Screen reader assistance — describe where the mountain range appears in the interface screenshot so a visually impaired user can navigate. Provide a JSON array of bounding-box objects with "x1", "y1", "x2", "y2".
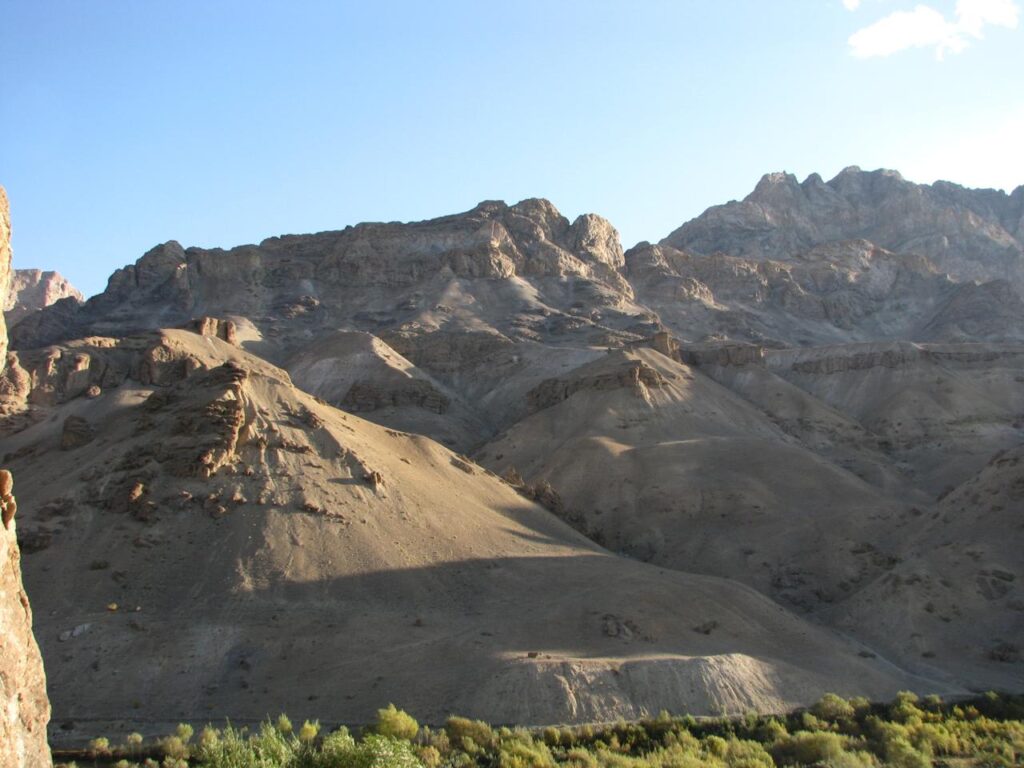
[{"x1": 1, "y1": 167, "x2": 1022, "y2": 748}]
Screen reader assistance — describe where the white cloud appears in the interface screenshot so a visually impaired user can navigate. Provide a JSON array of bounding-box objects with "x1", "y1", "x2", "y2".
[
  {"x1": 956, "y1": 0, "x2": 1020, "y2": 35},
  {"x1": 849, "y1": 5, "x2": 964, "y2": 58},
  {"x1": 848, "y1": 0, "x2": 1019, "y2": 59},
  {"x1": 843, "y1": 0, "x2": 862, "y2": 10}
]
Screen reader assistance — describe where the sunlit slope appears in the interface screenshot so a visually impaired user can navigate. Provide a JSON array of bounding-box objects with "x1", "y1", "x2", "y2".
[
  {"x1": 0, "y1": 330, "x2": 939, "y2": 733},
  {"x1": 477, "y1": 347, "x2": 913, "y2": 611}
]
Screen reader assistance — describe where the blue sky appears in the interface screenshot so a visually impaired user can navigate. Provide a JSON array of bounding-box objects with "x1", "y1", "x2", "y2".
[{"x1": 1, "y1": 0, "x2": 1021, "y2": 298}]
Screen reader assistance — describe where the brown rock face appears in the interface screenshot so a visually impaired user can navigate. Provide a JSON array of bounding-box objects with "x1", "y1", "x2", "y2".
[
  {"x1": 2, "y1": 492, "x2": 52, "y2": 768},
  {"x1": 10, "y1": 199, "x2": 636, "y2": 355},
  {"x1": 0, "y1": 187, "x2": 52, "y2": 768},
  {"x1": 5, "y1": 269, "x2": 83, "y2": 327}
]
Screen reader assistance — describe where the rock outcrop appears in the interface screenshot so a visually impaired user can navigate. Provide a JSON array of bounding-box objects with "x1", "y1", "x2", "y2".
[
  {"x1": 0, "y1": 186, "x2": 52, "y2": 768},
  {"x1": 5, "y1": 269, "x2": 83, "y2": 327},
  {"x1": 626, "y1": 238, "x2": 1024, "y2": 346},
  {"x1": 10, "y1": 199, "x2": 639, "y2": 355},
  {"x1": 526, "y1": 355, "x2": 669, "y2": 413},
  {"x1": 2, "y1": 472, "x2": 52, "y2": 768}
]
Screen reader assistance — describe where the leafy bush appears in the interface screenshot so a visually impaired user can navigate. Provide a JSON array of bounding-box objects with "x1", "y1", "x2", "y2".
[
  {"x1": 348, "y1": 734, "x2": 423, "y2": 768},
  {"x1": 445, "y1": 716, "x2": 495, "y2": 751},
  {"x1": 79, "y1": 693, "x2": 1024, "y2": 768},
  {"x1": 376, "y1": 704, "x2": 420, "y2": 741},
  {"x1": 772, "y1": 730, "x2": 848, "y2": 765},
  {"x1": 496, "y1": 735, "x2": 556, "y2": 768},
  {"x1": 160, "y1": 735, "x2": 190, "y2": 761},
  {"x1": 811, "y1": 694, "x2": 856, "y2": 723},
  {"x1": 277, "y1": 714, "x2": 294, "y2": 736},
  {"x1": 298, "y1": 720, "x2": 321, "y2": 744}
]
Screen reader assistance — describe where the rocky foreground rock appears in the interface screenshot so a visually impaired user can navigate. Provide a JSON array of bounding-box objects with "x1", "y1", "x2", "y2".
[{"x1": 0, "y1": 186, "x2": 51, "y2": 767}]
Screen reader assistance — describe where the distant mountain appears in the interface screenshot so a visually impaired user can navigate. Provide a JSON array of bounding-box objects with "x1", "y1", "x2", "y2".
[
  {"x1": 13, "y1": 172, "x2": 1024, "y2": 356},
  {"x1": 663, "y1": 167, "x2": 1024, "y2": 287},
  {"x1": 4, "y1": 269, "x2": 83, "y2": 327}
]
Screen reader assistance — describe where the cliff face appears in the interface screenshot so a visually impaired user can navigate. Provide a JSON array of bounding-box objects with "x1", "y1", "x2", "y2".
[
  {"x1": 623, "y1": 238, "x2": 1006, "y2": 346},
  {"x1": 0, "y1": 187, "x2": 52, "y2": 767},
  {"x1": 5, "y1": 269, "x2": 83, "y2": 327},
  {"x1": 10, "y1": 199, "x2": 638, "y2": 355},
  {"x1": 14, "y1": 175, "x2": 1024, "y2": 354}
]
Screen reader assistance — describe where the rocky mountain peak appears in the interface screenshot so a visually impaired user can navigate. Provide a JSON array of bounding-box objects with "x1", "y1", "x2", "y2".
[
  {"x1": 570, "y1": 212, "x2": 625, "y2": 269},
  {"x1": 747, "y1": 171, "x2": 802, "y2": 204},
  {"x1": 509, "y1": 196, "x2": 564, "y2": 222},
  {"x1": 662, "y1": 167, "x2": 1024, "y2": 289}
]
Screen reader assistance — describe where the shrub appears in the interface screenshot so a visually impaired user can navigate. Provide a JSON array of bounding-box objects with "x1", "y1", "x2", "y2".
[
  {"x1": 812, "y1": 694, "x2": 856, "y2": 722},
  {"x1": 755, "y1": 719, "x2": 788, "y2": 744},
  {"x1": 277, "y1": 714, "x2": 294, "y2": 735},
  {"x1": 772, "y1": 730, "x2": 848, "y2": 765},
  {"x1": 820, "y1": 751, "x2": 877, "y2": 768},
  {"x1": 724, "y1": 738, "x2": 774, "y2": 768},
  {"x1": 445, "y1": 716, "x2": 495, "y2": 750},
  {"x1": 565, "y1": 747, "x2": 599, "y2": 768},
  {"x1": 125, "y1": 732, "x2": 145, "y2": 751},
  {"x1": 882, "y1": 736, "x2": 931, "y2": 768},
  {"x1": 848, "y1": 696, "x2": 872, "y2": 714},
  {"x1": 799, "y1": 712, "x2": 824, "y2": 732},
  {"x1": 349, "y1": 734, "x2": 423, "y2": 768},
  {"x1": 416, "y1": 745, "x2": 442, "y2": 768},
  {"x1": 299, "y1": 720, "x2": 321, "y2": 743},
  {"x1": 377, "y1": 704, "x2": 420, "y2": 740},
  {"x1": 160, "y1": 736, "x2": 189, "y2": 761},
  {"x1": 199, "y1": 725, "x2": 221, "y2": 751},
  {"x1": 497, "y1": 737, "x2": 556, "y2": 768},
  {"x1": 316, "y1": 727, "x2": 358, "y2": 764},
  {"x1": 704, "y1": 735, "x2": 728, "y2": 758}
]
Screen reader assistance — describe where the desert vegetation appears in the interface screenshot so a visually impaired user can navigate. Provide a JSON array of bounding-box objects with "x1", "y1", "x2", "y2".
[{"x1": 54, "y1": 692, "x2": 1024, "y2": 768}]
